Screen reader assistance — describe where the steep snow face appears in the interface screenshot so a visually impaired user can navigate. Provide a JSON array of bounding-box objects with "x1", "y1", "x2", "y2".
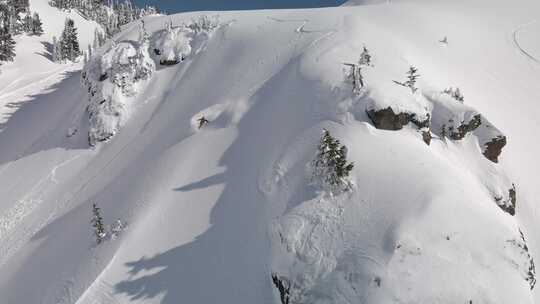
[{"x1": 1, "y1": 1, "x2": 540, "y2": 304}]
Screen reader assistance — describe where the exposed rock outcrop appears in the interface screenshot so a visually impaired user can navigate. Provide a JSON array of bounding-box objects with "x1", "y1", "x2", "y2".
[
  {"x1": 366, "y1": 107, "x2": 430, "y2": 131},
  {"x1": 483, "y1": 135, "x2": 507, "y2": 163},
  {"x1": 448, "y1": 114, "x2": 481, "y2": 140},
  {"x1": 495, "y1": 184, "x2": 516, "y2": 216},
  {"x1": 421, "y1": 128, "x2": 432, "y2": 145},
  {"x1": 271, "y1": 273, "x2": 291, "y2": 304},
  {"x1": 428, "y1": 92, "x2": 506, "y2": 163}
]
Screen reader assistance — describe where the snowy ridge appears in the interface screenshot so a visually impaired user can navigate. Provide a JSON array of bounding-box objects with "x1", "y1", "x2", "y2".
[{"x1": 1, "y1": 1, "x2": 540, "y2": 304}]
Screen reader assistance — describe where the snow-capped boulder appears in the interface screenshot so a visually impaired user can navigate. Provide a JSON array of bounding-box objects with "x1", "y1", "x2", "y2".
[{"x1": 365, "y1": 84, "x2": 431, "y2": 131}]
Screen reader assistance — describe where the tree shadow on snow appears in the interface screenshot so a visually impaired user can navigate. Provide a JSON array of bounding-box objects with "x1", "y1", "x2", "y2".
[
  {"x1": 0, "y1": 70, "x2": 90, "y2": 166},
  {"x1": 113, "y1": 57, "x2": 326, "y2": 303},
  {"x1": 35, "y1": 41, "x2": 53, "y2": 62}
]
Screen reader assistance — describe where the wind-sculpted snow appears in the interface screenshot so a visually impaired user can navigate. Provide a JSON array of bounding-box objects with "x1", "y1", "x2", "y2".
[{"x1": 82, "y1": 40, "x2": 155, "y2": 145}]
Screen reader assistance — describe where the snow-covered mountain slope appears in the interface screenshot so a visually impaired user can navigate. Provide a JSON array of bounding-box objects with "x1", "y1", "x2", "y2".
[
  {"x1": 0, "y1": 0, "x2": 102, "y2": 126},
  {"x1": 1, "y1": 0, "x2": 540, "y2": 303}
]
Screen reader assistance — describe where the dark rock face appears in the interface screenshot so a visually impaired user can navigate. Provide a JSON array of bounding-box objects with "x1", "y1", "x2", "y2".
[
  {"x1": 483, "y1": 135, "x2": 507, "y2": 163},
  {"x1": 495, "y1": 184, "x2": 516, "y2": 216},
  {"x1": 366, "y1": 107, "x2": 429, "y2": 131},
  {"x1": 271, "y1": 274, "x2": 290, "y2": 304},
  {"x1": 421, "y1": 129, "x2": 432, "y2": 145},
  {"x1": 159, "y1": 59, "x2": 180, "y2": 66},
  {"x1": 449, "y1": 114, "x2": 481, "y2": 140}
]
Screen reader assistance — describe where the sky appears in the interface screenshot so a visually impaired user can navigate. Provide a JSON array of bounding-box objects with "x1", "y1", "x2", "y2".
[{"x1": 134, "y1": 0, "x2": 347, "y2": 14}]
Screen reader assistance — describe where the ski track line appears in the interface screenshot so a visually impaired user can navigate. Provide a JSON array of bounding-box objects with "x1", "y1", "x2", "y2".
[
  {"x1": 0, "y1": 66, "x2": 68, "y2": 96},
  {"x1": 0, "y1": 65, "x2": 74, "y2": 100},
  {"x1": 0, "y1": 154, "x2": 81, "y2": 266},
  {"x1": 267, "y1": 16, "x2": 310, "y2": 23},
  {"x1": 512, "y1": 20, "x2": 540, "y2": 64}
]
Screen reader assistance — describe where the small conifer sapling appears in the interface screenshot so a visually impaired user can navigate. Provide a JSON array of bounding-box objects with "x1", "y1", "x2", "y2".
[
  {"x1": 358, "y1": 46, "x2": 372, "y2": 66},
  {"x1": 393, "y1": 66, "x2": 420, "y2": 94},
  {"x1": 91, "y1": 203, "x2": 106, "y2": 244}
]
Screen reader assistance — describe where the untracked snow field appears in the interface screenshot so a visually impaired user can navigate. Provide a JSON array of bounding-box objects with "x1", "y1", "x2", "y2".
[{"x1": 1, "y1": 0, "x2": 540, "y2": 303}]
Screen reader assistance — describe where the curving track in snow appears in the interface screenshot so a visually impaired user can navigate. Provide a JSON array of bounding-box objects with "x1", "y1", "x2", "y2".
[{"x1": 512, "y1": 20, "x2": 540, "y2": 64}]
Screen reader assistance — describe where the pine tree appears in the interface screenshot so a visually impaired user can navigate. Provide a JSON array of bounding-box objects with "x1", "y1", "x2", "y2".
[
  {"x1": 60, "y1": 18, "x2": 80, "y2": 61},
  {"x1": 344, "y1": 63, "x2": 363, "y2": 94},
  {"x1": 0, "y1": 27, "x2": 16, "y2": 62},
  {"x1": 310, "y1": 129, "x2": 354, "y2": 193},
  {"x1": 404, "y1": 66, "x2": 420, "y2": 93},
  {"x1": 31, "y1": 12, "x2": 43, "y2": 36},
  {"x1": 443, "y1": 87, "x2": 464, "y2": 102},
  {"x1": 393, "y1": 66, "x2": 420, "y2": 94},
  {"x1": 23, "y1": 11, "x2": 32, "y2": 33},
  {"x1": 133, "y1": 20, "x2": 154, "y2": 81},
  {"x1": 87, "y1": 43, "x2": 92, "y2": 59},
  {"x1": 359, "y1": 46, "x2": 372, "y2": 66},
  {"x1": 92, "y1": 28, "x2": 100, "y2": 49},
  {"x1": 91, "y1": 203, "x2": 106, "y2": 244},
  {"x1": 51, "y1": 36, "x2": 60, "y2": 62}
]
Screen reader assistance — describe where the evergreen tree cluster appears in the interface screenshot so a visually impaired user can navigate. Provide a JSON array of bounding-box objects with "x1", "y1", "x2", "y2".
[
  {"x1": 91, "y1": 203, "x2": 106, "y2": 244},
  {"x1": 443, "y1": 87, "x2": 464, "y2": 103},
  {"x1": 90, "y1": 203, "x2": 126, "y2": 245},
  {"x1": 52, "y1": 18, "x2": 80, "y2": 62},
  {"x1": 0, "y1": 1, "x2": 44, "y2": 64},
  {"x1": 310, "y1": 129, "x2": 354, "y2": 194},
  {"x1": 49, "y1": 0, "x2": 159, "y2": 37}
]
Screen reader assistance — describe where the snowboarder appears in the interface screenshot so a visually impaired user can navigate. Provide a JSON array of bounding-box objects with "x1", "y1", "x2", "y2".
[
  {"x1": 439, "y1": 36, "x2": 448, "y2": 44},
  {"x1": 197, "y1": 116, "x2": 209, "y2": 129}
]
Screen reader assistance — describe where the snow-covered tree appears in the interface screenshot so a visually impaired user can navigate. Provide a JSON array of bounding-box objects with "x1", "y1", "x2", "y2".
[
  {"x1": 31, "y1": 12, "x2": 43, "y2": 36},
  {"x1": 443, "y1": 87, "x2": 464, "y2": 103},
  {"x1": 344, "y1": 63, "x2": 363, "y2": 94},
  {"x1": 110, "y1": 218, "x2": 126, "y2": 239},
  {"x1": 87, "y1": 43, "x2": 92, "y2": 60},
  {"x1": 358, "y1": 46, "x2": 372, "y2": 66},
  {"x1": 394, "y1": 66, "x2": 420, "y2": 93},
  {"x1": 0, "y1": 27, "x2": 16, "y2": 62},
  {"x1": 22, "y1": 11, "x2": 32, "y2": 33},
  {"x1": 309, "y1": 129, "x2": 354, "y2": 193},
  {"x1": 133, "y1": 20, "x2": 154, "y2": 80},
  {"x1": 49, "y1": 0, "x2": 158, "y2": 39},
  {"x1": 59, "y1": 18, "x2": 80, "y2": 61},
  {"x1": 189, "y1": 15, "x2": 219, "y2": 33},
  {"x1": 91, "y1": 203, "x2": 106, "y2": 244},
  {"x1": 51, "y1": 36, "x2": 61, "y2": 62}
]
